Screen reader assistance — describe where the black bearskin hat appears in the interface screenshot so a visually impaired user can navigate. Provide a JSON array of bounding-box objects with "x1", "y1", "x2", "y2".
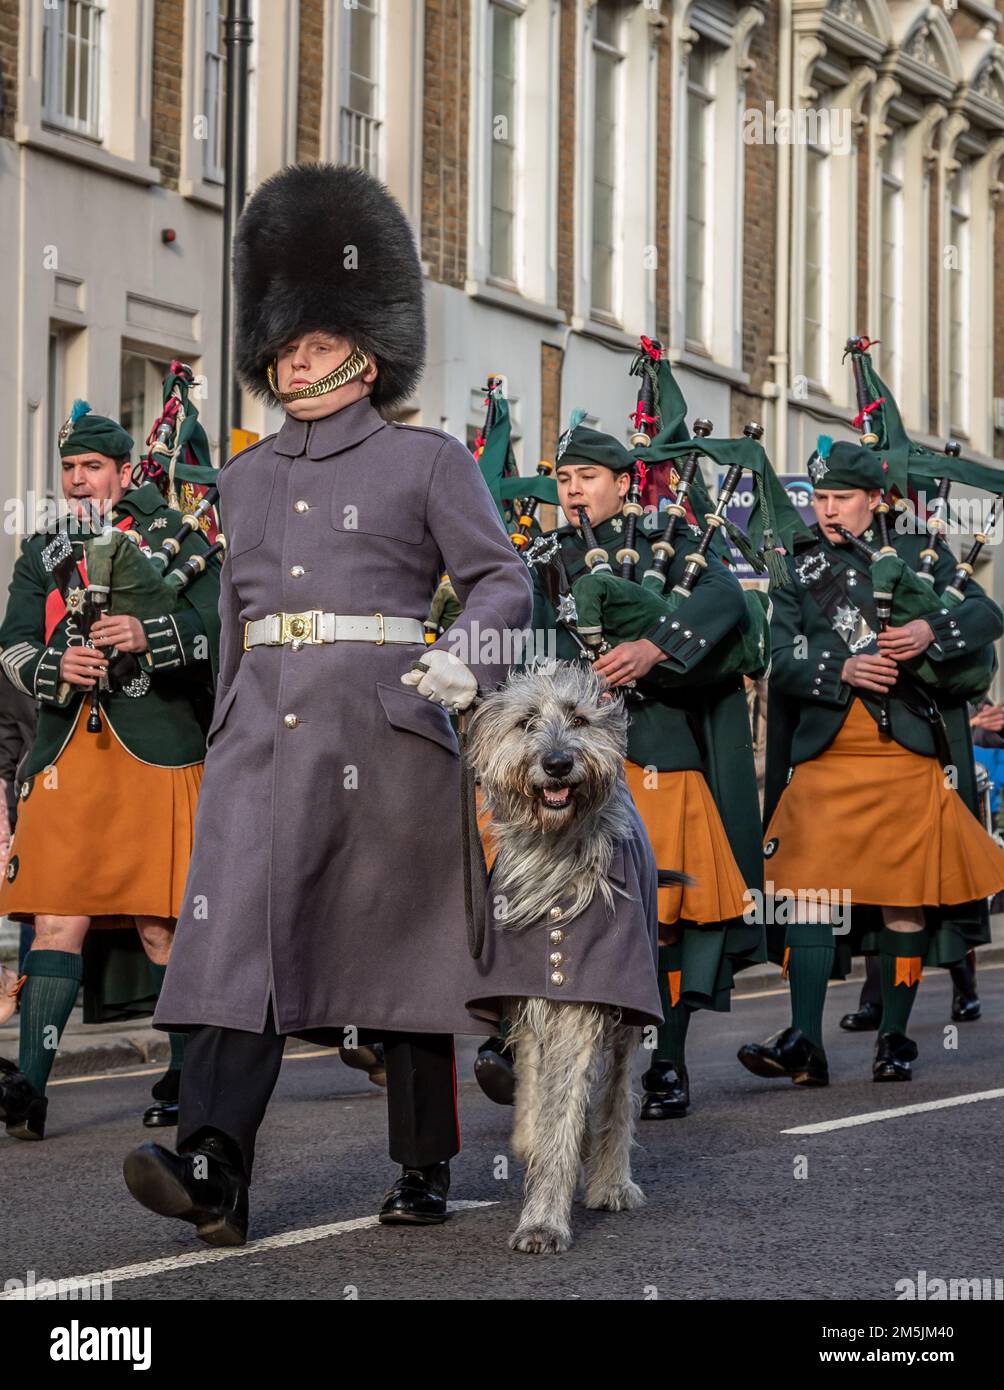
[{"x1": 233, "y1": 163, "x2": 425, "y2": 413}]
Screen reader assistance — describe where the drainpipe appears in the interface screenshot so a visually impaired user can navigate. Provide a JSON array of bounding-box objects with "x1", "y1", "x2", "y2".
[{"x1": 768, "y1": 0, "x2": 793, "y2": 473}]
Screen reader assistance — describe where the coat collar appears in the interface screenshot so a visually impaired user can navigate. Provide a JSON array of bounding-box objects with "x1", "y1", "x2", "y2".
[
  {"x1": 274, "y1": 396, "x2": 385, "y2": 460},
  {"x1": 114, "y1": 482, "x2": 170, "y2": 517}
]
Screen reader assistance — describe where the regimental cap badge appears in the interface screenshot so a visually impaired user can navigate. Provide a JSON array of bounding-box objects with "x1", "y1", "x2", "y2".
[
  {"x1": 807, "y1": 433, "x2": 832, "y2": 485},
  {"x1": 58, "y1": 399, "x2": 92, "y2": 450},
  {"x1": 556, "y1": 407, "x2": 588, "y2": 464}
]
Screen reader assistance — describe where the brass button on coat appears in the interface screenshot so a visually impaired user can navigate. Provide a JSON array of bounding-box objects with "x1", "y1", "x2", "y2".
[
  {"x1": 290, "y1": 565, "x2": 305, "y2": 577},
  {"x1": 294, "y1": 500, "x2": 309, "y2": 513},
  {"x1": 283, "y1": 714, "x2": 300, "y2": 728},
  {"x1": 550, "y1": 970, "x2": 565, "y2": 987}
]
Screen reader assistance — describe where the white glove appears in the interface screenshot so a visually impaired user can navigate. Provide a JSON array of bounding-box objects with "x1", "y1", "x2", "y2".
[{"x1": 400, "y1": 648, "x2": 478, "y2": 711}]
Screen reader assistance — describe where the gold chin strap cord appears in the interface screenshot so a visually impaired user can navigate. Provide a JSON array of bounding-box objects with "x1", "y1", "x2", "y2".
[{"x1": 266, "y1": 345, "x2": 370, "y2": 403}]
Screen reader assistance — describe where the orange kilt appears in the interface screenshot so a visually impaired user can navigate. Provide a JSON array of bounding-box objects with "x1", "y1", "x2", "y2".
[
  {"x1": 0, "y1": 704, "x2": 203, "y2": 923},
  {"x1": 765, "y1": 697, "x2": 1004, "y2": 907},
  {"x1": 622, "y1": 761, "x2": 749, "y2": 927}
]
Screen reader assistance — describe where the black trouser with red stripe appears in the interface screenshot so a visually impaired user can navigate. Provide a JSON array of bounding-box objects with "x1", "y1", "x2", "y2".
[{"x1": 176, "y1": 1007, "x2": 459, "y2": 1180}]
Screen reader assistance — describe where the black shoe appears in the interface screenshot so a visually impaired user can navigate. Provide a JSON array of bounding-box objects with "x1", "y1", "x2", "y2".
[
  {"x1": 123, "y1": 1137, "x2": 249, "y2": 1246},
  {"x1": 839, "y1": 1000, "x2": 882, "y2": 1032},
  {"x1": 474, "y1": 1038, "x2": 515, "y2": 1106},
  {"x1": 143, "y1": 1100, "x2": 179, "y2": 1128},
  {"x1": 639, "y1": 1060, "x2": 690, "y2": 1119},
  {"x1": 378, "y1": 1162, "x2": 450, "y2": 1226},
  {"x1": 873, "y1": 1032, "x2": 918, "y2": 1082},
  {"x1": 951, "y1": 993, "x2": 981, "y2": 1023},
  {"x1": 737, "y1": 1027, "x2": 829, "y2": 1086},
  {"x1": 0, "y1": 1063, "x2": 47, "y2": 1140},
  {"x1": 144, "y1": 1067, "x2": 180, "y2": 1127},
  {"x1": 338, "y1": 1041, "x2": 386, "y2": 1088}
]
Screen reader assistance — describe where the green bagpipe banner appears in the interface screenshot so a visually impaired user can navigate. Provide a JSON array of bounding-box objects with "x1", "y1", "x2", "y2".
[
  {"x1": 627, "y1": 352, "x2": 810, "y2": 588},
  {"x1": 847, "y1": 341, "x2": 1004, "y2": 502},
  {"x1": 136, "y1": 361, "x2": 222, "y2": 542},
  {"x1": 474, "y1": 384, "x2": 557, "y2": 524}
]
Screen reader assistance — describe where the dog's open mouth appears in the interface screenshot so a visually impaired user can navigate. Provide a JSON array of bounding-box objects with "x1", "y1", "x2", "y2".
[{"x1": 537, "y1": 783, "x2": 573, "y2": 811}]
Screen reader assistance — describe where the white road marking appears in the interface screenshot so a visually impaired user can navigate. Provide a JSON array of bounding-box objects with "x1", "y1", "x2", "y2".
[
  {"x1": 782, "y1": 1089, "x2": 1004, "y2": 1135},
  {"x1": 0, "y1": 1201, "x2": 499, "y2": 1299}
]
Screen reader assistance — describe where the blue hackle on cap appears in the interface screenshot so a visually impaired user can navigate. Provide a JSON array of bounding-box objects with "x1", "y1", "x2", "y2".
[
  {"x1": 69, "y1": 399, "x2": 91, "y2": 424},
  {"x1": 816, "y1": 433, "x2": 832, "y2": 459},
  {"x1": 567, "y1": 407, "x2": 588, "y2": 432}
]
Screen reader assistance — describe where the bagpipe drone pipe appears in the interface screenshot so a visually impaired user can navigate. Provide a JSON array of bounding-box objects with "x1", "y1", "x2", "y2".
[
  {"x1": 79, "y1": 362, "x2": 226, "y2": 730},
  {"x1": 839, "y1": 335, "x2": 1001, "y2": 700},
  {"x1": 565, "y1": 339, "x2": 799, "y2": 687}
]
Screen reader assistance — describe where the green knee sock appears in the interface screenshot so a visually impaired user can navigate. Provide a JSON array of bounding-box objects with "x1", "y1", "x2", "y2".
[
  {"x1": 786, "y1": 923, "x2": 835, "y2": 1049},
  {"x1": 879, "y1": 927, "x2": 927, "y2": 1037},
  {"x1": 656, "y1": 944, "x2": 690, "y2": 1068},
  {"x1": 149, "y1": 962, "x2": 185, "y2": 1072},
  {"x1": 17, "y1": 950, "x2": 83, "y2": 1095}
]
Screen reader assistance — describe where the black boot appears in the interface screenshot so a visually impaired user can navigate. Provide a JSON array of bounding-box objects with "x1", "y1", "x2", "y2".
[
  {"x1": 838, "y1": 1000, "x2": 882, "y2": 1032},
  {"x1": 873, "y1": 1032, "x2": 918, "y2": 1082},
  {"x1": 123, "y1": 1134, "x2": 249, "y2": 1246},
  {"x1": 143, "y1": 1067, "x2": 180, "y2": 1128},
  {"x1": 950, "y1": 955, "x2": 980, "y2": 1022},
  {"x1": 640, "y1": 1060, "x2": 690, "y2": 1119},
  {"x1": 378, "y1": 1161, "x2": 450, "y2": 1225},
  {"x1": 0, "y1": 1060, "x2": 47, "y2": 1140},
  {"x1": 339, "y1": 1041, "x2": 387, "y2": 1088},
  {"x1": 473, "y1": 1037, "x2": 515, "y2": 1106},
  {"x1": 737, "y1": 1027, "x2": 829, "y2": 1086}
]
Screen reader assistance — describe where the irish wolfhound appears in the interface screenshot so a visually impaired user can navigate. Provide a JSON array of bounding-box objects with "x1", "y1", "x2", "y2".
[{"x1": 466, "y1": 660, "x2": 664, "y2": 1254}]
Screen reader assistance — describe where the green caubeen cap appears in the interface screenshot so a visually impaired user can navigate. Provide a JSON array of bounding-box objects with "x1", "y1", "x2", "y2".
[
  {"x1": 57, "y1": 400, "x2": 134, "y2": 460},
  {"x1": 807, "y1": 436, "x2": 887, "y2": 491},
  {"x1": 555, "y1": 414, "x2": 635, "y2": 474}
]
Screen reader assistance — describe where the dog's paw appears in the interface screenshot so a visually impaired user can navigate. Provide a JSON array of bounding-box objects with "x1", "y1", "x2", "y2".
[
  {"x1": 508, "y1": 1225, "x2": 571, "y2": 1255},
  {"x1": 584, "y1": 1180, "x2": 646, "y2": 1212}
]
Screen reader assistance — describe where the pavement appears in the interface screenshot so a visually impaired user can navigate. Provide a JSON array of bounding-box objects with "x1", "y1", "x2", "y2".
[
  {"x1": 2, "y1": 917, "x2": 1002, "y2": 1080},
  {"x1": 2, "y1": 961, "x2": 1003, "y2": 1300}
]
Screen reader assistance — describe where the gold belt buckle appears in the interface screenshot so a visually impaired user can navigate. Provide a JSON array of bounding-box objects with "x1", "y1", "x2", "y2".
[
  {"x1": 374, "y1": 612, "x2": 385, "y2": 646},
  {"x1": 281, "y1": 611, "x2": 318, "y2": 645}
]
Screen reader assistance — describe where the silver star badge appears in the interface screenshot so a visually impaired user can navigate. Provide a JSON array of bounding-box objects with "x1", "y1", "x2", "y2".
[
  {"x1": 808, "y1": 453, "x2": 830, "y2": 484},
  {"x1": 833, "y1": 602, "x2": 860, "y2": 639},
  {"x1": 149, "y1": 517, "x2": 168, "y2": 530}
]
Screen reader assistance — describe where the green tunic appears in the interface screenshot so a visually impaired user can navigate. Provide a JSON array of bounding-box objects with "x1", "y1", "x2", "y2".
[
  {"x1": 765, "y1": 522, "x2": 1002, "y2": 971},
  {"x1": 528, "y1": 508, "x2": 766, "y2": 1009},
  {"x1": 0, "y1": 483, "x2": 221, "y2": 778}
]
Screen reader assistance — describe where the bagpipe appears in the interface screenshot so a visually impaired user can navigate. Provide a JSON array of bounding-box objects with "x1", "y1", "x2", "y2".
[
  {"x1": 836, "y1": 335, "x2": 1001, "y2": 700},
  {"x1": 555, "y1": 337, "x2": 802, "y2": 688},
  {"x1": 76, "y1": 364, "x2": 226, "y2": 731},
  {"x1": 472, "y1": 374, "x2": 559, "y2": 547}
]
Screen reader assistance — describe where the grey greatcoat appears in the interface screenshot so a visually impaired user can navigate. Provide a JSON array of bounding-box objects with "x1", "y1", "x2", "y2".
[
  {"x1": 154, "y1": 396, "x2": 533, "y2": 1037},
  {"x1": 466, "y1": 795, "x2": 664, "y2": 1030}
]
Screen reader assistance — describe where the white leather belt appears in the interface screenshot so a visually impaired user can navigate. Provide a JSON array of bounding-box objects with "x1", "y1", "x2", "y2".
[{"x1": 243, "y1": 611, "x2": 425, "y2": 651}]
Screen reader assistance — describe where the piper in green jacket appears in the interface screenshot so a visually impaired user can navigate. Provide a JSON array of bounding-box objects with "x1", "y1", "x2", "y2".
[
  {"x1": 0, "y1": 404, "x2": 221, "y2": 1141},
  {"x1": 738, "y1": 441, "x2": 1004, "y2": 1088},
  {"x1": 522, "y1": 424, "x2": 766, "y2": 1119}
]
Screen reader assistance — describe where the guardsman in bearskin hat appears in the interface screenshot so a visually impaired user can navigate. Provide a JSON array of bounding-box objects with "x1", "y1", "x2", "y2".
[
  {"x1": 738, "y1": 441, "x2": 1004, "y2": 1087},
  {"x1": 499, "y1": 419, "x2": 765, "y2": 1118},
  {"x1": 0, "y1": 406, "x2": 221, "y2": 1139},
  {"x1": 122, "y1": 164, "x2": 532, "y2": 1245}
]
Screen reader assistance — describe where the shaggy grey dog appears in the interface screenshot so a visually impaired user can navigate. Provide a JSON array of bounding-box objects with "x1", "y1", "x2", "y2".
[{"x1": 467, "y1": 660, "x2": 652, "y2": 1255}]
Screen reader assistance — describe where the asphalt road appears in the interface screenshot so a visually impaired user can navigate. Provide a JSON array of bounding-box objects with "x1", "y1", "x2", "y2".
[{"x1": 3, "y1": 968, "x2": 1002, "y2": 1301}]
